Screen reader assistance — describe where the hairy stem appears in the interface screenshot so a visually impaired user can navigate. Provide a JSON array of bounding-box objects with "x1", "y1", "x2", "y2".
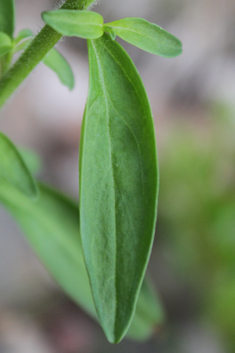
[{"x1": 0, "y1": 0, "x2": 97, "y2": 109}]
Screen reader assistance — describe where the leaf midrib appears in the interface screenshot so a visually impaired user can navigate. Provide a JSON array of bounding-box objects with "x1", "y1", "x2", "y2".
[
  {"x1": 107, "y1": 25, "x2": 159, "y2": 44},
  {"x1": 90, "y1": 39, "x2": 118, "y2": 335},
  {"x1": 102, "y1": 41, "x2": 146, "y2": 202}
]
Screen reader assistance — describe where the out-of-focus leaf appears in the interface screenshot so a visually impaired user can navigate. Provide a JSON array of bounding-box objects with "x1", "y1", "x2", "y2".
[
  {"x1": 19, "y1": 148, "x2": 42, "y2": 175},
  {"x1": 127, "y1": 277, "x2": 165, "y2": 340},
  {"x1": 0, "y1": 183, "x2": 95, "y2": 314},
  {"x1": 42, "y1": 10, "x2": 104, "y2": 39},
  {"x1": 0, "y1": 0, "x2": 15, "y2": 38},
  {"x1": 104, "y1": 18, "x2": 182, "y2": 57},
  {"x1": 13, "y1": 38, "x2": 32, "y2": 53},
  {"x1": 0, "y1": 182, "x2": 164, "y2": 341},
  {"x1": 79, "y1": 34, "x2": 158, "y2": 343},
  {"x1": 0, "y1": 133, "x2": 38, "y2": 198},
  {"x1": 0, "y1": 32, "x2": 12, "y2": 56},
  {"x1": 105, "y1": 26, "x2": 116, "y2": 41},
  {"x1": 14, "y1": 29, "x2": 34, "y2": 45},
  {"x1": 43, "y1": 48, "x2": 74, "y2": 90}
]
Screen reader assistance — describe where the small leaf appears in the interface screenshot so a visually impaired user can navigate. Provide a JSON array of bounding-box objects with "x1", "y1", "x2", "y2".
[
  {"x1": 0, "y1": 182, "x2": 164, "y2": 341},
  {"x1": 42, "y1": 10, "x2": 104, "y2": 39},
  {"x1": 79, "y1": 34, "x2": 158, "y2": 343},
  {"x1": 13, "y1": 38, "x2": 32, "y2": 53},
  {"x1": 43, "y1": 48, "x2": 75, "y2": 90},
  {"x1": 0, "y1": 133, "x2": 38, "y2": 198},
  {"x1": 105, "y1": 26, "x2": 116, "y2": 41},
  {"x1": 0, "y1": 0, "x2": 15, "y2": 38},
  {"x1": 104, "y1": 18, "x2": 183, "y2": 57},
  {"x1": 13, "y1": 29, "x2": 34, "y2": 53},
  {"x1": 14, "y1": 28, "x2": 34, "y2": 45},
  {"x1": 0, "y1": 32, "x2": 12, "y2": 56}
]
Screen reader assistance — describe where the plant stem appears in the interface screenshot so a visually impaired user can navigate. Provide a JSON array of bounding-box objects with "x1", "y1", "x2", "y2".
[{"x1": 0, "y1": 0, "x2": 97, "y2": 109}]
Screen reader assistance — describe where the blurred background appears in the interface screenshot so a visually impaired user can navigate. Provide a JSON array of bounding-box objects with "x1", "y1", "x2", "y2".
[{"x1": 0, "y1": 0, "x2": 235, "y2": 352}]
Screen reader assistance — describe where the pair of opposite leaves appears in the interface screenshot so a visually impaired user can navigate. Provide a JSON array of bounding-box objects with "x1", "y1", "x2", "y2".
[
  {"x1": 42, "y1": 9, "x2": 182, "y2": 343},
  {"x1": 0, "y1": 132, "x2": 164, "y2": 341}
]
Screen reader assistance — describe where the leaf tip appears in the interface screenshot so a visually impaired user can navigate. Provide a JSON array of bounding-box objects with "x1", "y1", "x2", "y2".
[
  {"x1": 68, "y1": 78, "x2": 75, "y2": 90},
  {"x1": 28, "y1": 181, "x2": 40, "y2": 200}
]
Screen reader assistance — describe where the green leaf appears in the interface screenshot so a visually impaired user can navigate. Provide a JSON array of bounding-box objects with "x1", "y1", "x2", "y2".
[
  {"x1": 19, "y1": 148, "x2": 42, "y2": 175},
  {"x1": 104, "y1": 18, "x2": 183, "y2": 58},
  {"x1": 0, "y1": 0, "x2": 15, "y2": 38},
  {"x1": 0, "y1": 182, "x2": 164, "y2": 341},
  {"x1": 0, "y1": 133, "x2": 38, "y2": 198},
  {"x1": 105, "y1": 26, "x2": 116, "y2": 41},
  {"x1": 43, "y1": 48, "x2": 75, "y2": 90},
  {"x1": 13, "y1": 38, "x2": 32, "y2": 53},
  {"x1": 79, "y1": 33, "x2": 158, "y2": 343},
  {"x1": 14, "y1": 29, "x2": 34, "y2": 45},
  {"x1": 13, "y1": 29, "x2": 34, "y2": 53},
  {"x1": 127, "y1": 277, "x2": 165, "y2": 340},
  {"x1": 0, "y1": 32, "x2": 12, "y2": 56},
  {"x1": 0, "y1": 183, "x2": 95, "y2": 316},
  {"x1": 42, "y1": 10, "x2": 104, "y2": 39}
]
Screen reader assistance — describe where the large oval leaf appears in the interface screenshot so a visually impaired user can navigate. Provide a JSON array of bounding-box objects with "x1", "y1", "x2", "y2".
[
  {"x1": 43, "y1": 48, "x2": 75, "y2": 90},
  {"x1": 0, "y1": 182, "x2": 163, "y2": 340},
  {"x1": 0, "y1": 32, "x2": 12, "y2": 56},
  {"x1": 0, "y1": 0, "x2": 15, "y2": 38},
  {"x1": 0, "y1": 133, "x2": 38, "y2": 198},
  {"x1": 79, "y1": 33, "x2": 159, "y2": 343},
  {"x1": 42, "y1": 10, "x2": 104, "y2": 39},
  {"x1": 104, "y1": 18, "x2": 182, "y2": 58}
]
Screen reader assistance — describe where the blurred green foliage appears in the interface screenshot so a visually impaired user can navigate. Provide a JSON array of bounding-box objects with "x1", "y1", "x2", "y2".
[{"x1": 157, "y1": 102, "x2": 235, "y2": 351}]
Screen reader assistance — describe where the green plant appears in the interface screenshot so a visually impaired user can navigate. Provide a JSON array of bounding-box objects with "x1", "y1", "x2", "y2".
[{"x1": 0, "y1": 0, "x2": 182, "y2": 344}]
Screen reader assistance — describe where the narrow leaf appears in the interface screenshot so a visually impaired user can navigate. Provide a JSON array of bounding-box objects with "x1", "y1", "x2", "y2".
[
  {"x1": 43, "y1": 48, "x2": 75, "y2": 90},
  {"x1": 14, "y1": 29, "x2": 34, "y2": 45},
  {"x1": 42, "y1": 10, "x2": 104, "y2": 39},
  {"x1": 79, "y1": 34, "x2": 159, "y2": 343},
  {"x1": 104, "y1": 18, "x2": 183, "y2": 57},
  {"x1": 0, "y1": 0, "x2": 15, "y2": 38},
  {"x1": 0, "y1": 182, "x2": 164, "y2": 340},
  {"x1": 0, "y1": 32, "x2": 12, "y2": 56},
  {"x1": 0, "y1": 133, "x2": 38, "y2": 198}
]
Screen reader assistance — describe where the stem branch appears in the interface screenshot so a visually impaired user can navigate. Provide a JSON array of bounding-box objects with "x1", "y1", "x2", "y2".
[{"x1": 0, "y1": 0, "x2": 96, "y2": 109}]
